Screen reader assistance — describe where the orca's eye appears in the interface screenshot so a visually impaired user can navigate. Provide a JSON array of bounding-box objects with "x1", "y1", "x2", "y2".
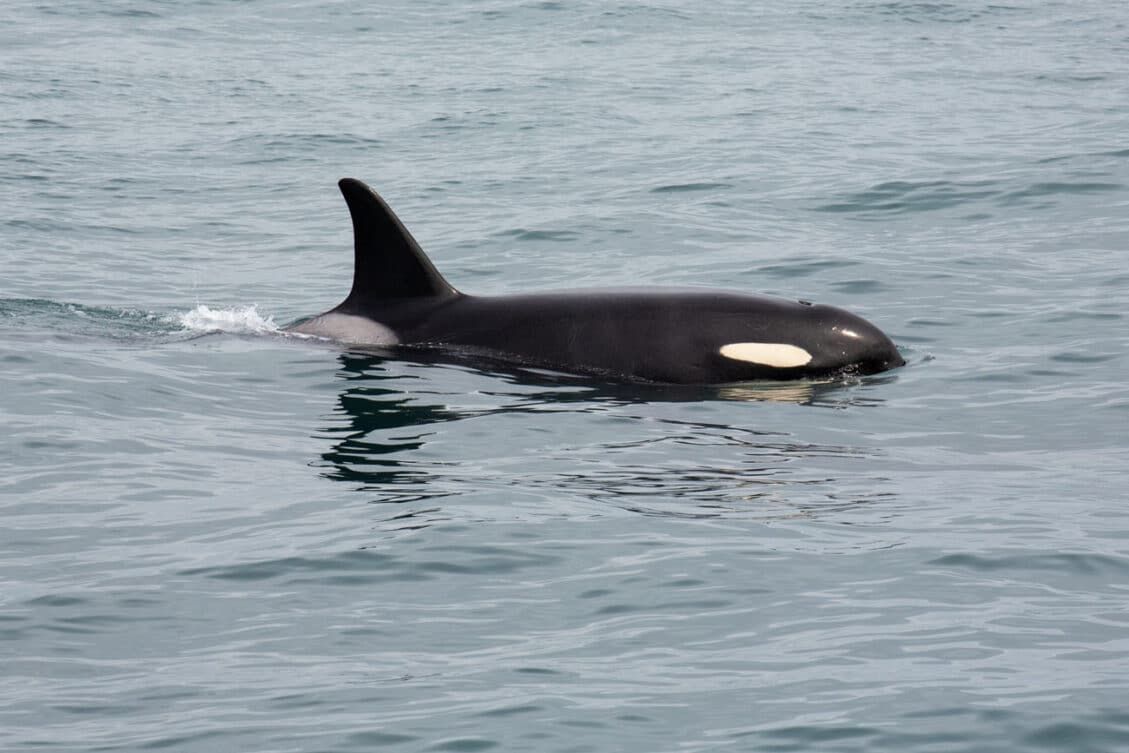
[{"x1": 797, "y1": 299, "x2": 813, "y2": 306}]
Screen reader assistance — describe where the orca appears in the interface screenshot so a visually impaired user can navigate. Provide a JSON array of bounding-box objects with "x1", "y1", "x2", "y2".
[{"x1": 287, "y1": 178, "x2": 905, "y2": 384}]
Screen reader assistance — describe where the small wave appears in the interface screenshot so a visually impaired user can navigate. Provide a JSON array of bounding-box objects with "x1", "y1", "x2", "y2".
[
  {"x1": 864, "y1": 1, "x2": 1021, "y2": 24},
  {"x1": 175, "y1": 305, "x2": 280, "y2": 336},
  {"x1": 814, "y1": 175, "x2": 1128, "y2": 218},
  {"x1": 814, "y1": 179, "x2": 1001, "y2": 215},
  {"x1": 494, "y1": 228, "x2": 580, "y2": 242},
  {"x1": 999, "y1": 181, "x2": 1122, "y2": 204},
  {"x1": 651, "y1": 182, "x2": 733, "y2": 193},
  {"x1": 1, "y1": 297, "x2": 174, "y2": 340},
  {"x1": 180, "y1": 545, "x2": 561, "y2": 584},
  {"x1": 928, "y1": 551, "x2": 1129, "y2": 576}
]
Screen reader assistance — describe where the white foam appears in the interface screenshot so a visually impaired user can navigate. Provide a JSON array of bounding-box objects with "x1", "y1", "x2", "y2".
[{"x1": 175, "y1": 304, "x2": 281, "y2": 335}]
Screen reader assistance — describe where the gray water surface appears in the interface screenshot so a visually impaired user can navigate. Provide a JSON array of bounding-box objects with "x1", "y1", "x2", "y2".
[{"x1": 3, "y1": 1, "x2": 1129, "y2": 751}]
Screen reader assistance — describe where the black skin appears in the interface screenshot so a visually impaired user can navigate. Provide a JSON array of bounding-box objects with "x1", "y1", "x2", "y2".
[
  {"x1": 333, "y1": 288, "x2": 904, "y2": 384},
  {"x1": 293, "y1": 178, "x2": 905, "y2": 385}
]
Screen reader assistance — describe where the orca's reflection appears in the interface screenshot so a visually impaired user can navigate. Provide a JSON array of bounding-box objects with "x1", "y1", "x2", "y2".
[
  {"x1": 317, "y1": 349, "x2": 890, "y2": 503},
  {"x1": 330, "y1": 346, "x2": 891, "y2": 404},
  {"x1": 317, "y1": 351, "x2": 465, "y2": 501}
]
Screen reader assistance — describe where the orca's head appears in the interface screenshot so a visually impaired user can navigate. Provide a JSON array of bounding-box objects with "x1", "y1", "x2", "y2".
[
  {"x1": 801, "y1": 302, "x2": 904, "y2": 376},
  {"x1": 717, "y1": 301, "x2": 904, "y2": 379}
]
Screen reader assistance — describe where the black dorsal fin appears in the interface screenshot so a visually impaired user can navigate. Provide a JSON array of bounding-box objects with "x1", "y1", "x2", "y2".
[{"x1": 336, "y1": 178, "x2": 457, "y2": 308}]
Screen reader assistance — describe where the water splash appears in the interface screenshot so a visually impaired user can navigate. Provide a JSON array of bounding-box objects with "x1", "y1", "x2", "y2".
[{"x1": 175, "y1": 304, "x2": 281, "y2": 336}]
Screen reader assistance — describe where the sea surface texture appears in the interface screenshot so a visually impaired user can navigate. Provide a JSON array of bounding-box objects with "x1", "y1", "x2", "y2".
[{"x1": 3, "y1": 1, "x2": 1129, "y2": 751}]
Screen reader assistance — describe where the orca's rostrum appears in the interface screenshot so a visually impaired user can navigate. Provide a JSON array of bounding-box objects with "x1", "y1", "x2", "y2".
[{"x1": 288, "y1": 178, "x2": 905, "y2": 384}]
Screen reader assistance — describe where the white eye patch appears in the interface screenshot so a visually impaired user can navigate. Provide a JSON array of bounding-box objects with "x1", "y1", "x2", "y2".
[{"x1": 719, "y1": 342, "x2": 813, "y2": 368}]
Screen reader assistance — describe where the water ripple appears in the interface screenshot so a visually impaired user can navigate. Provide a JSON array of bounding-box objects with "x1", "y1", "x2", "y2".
[
  {"x1": 816, "y1": 176, "x2": 1126, "y2": 218},
  {"x1": 929, "y1": 551, "x2": 1129, "y2": 576},
  {"x1": 5, "y1": 0, "x2": 1129, "y2": 750}
]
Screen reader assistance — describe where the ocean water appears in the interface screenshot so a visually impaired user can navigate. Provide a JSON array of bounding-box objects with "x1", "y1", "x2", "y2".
[{"x1": 3, "y1": 1, "x2": 1129, "y2": 751}]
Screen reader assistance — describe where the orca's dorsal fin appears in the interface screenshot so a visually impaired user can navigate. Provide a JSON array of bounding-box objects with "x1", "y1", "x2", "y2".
[{"x1": 336, "y1": 178, "x2": 457, "y2": 308}]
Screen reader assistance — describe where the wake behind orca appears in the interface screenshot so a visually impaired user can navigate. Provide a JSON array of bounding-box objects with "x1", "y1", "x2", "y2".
[{"x1": 288, "y1": 179, "x2": 904, "y2": 384}]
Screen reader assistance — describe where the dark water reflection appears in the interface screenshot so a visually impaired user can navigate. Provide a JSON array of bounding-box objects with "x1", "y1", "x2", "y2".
[
  {"x1": 316, "y1": 351, "x2": 892, "y2": 525},
  {"x1": 317, "y1": 353, "x2": 462, "y2": 498}
]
